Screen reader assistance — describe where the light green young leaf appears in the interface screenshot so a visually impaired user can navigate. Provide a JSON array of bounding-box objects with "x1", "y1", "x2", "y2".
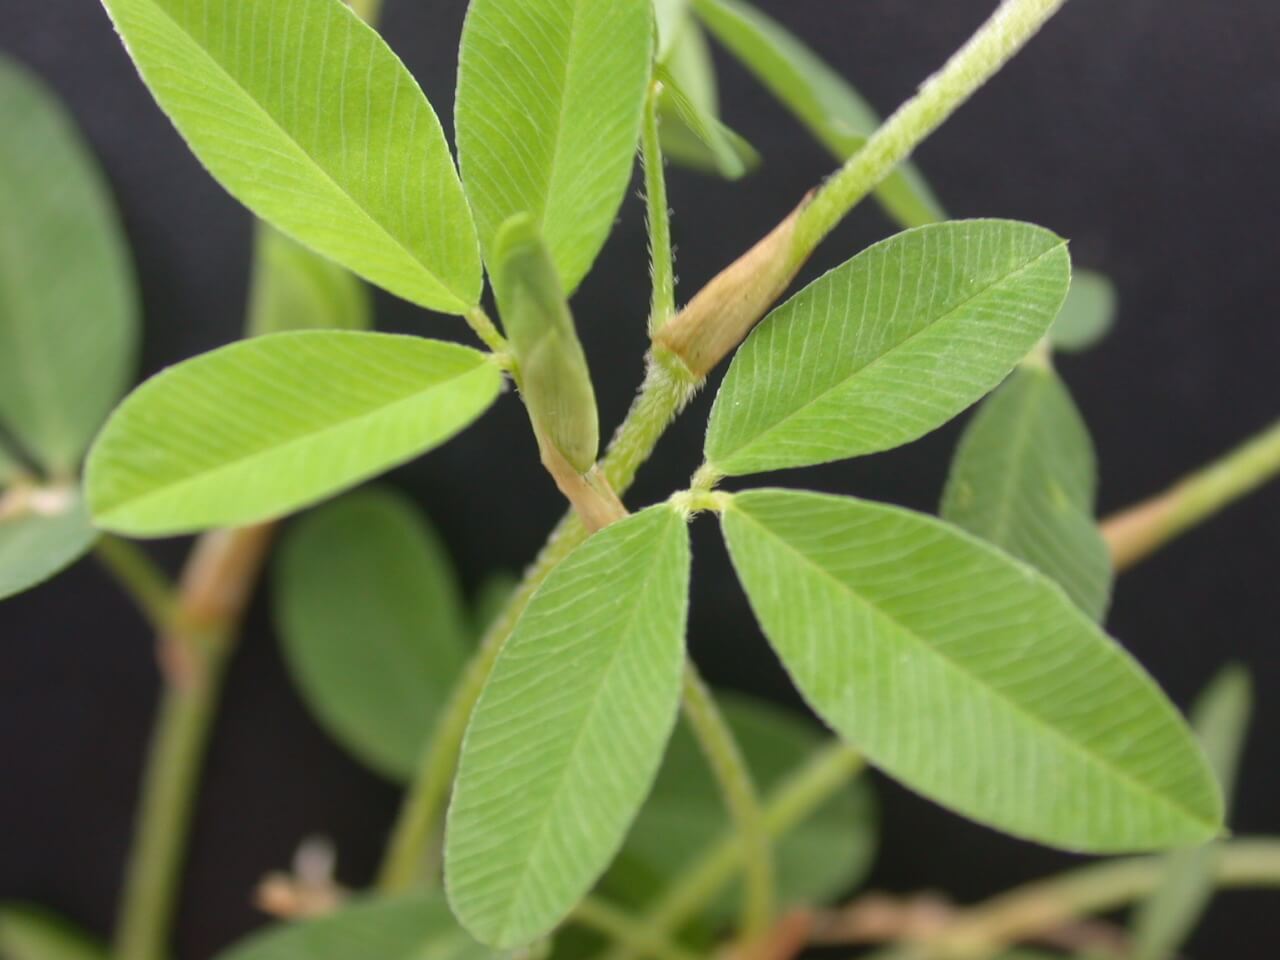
[
  {"x1": 653, "y1": 0, "x2": 689, "y2": 59},
  {"x1": 721, "y1": 489, "x2": 1223, "y2": 852},
  {"x1": 705, "y1": 221, "x2": 1071, "y2": 477},
  {"x1": 617, "y1": 692, "x2": 876, "y2": 918},
  {"x1": 213, "y1": 893, "x2": 488, "y2": 960},
  {"x1": 246, "y1": 226, "x2": 371, "y2": 338},
  {"x1": 492, "y1": 215, "x2": 599, "y2": 473},
  {"x1": 691, "y1": 0, "x2": 944, "y2": 228},
  {"x1": 99, "y1": 0, "x2": 480, "y2": 315},
  {"x1": 447, "y1": 506, "x2": 691, "y2": 948},
  {"x1": 0, "y1": 57, "x2": 138, "y2": 477},
  {"x1": 1131, "y1": 665, "x2": 1252, "y2": 960},
  {"x1": 456, "y1": 0, "x2": 653, "y2": 293},
  {"x1": 941, "y1": 366, "x2": 1112, "y2": 620},
  {"x1": 0, "y1": 492, "x2": 97, "y2": 601},
  {"x1": 275, "y1": 487, "x2": 470, "y2": 781},
  {"x1": 85, "y1": 332, "x2": 501, "y2": 536},
  {"x1": 0, "y1": 904, "x2": 106, "y2": 960},
  {"x1": 1051, "y1": 269, "x2": 1118, "y2": 353}
]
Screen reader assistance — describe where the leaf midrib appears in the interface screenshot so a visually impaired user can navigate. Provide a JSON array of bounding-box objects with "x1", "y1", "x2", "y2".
[
  {"x1": 712, "y1": 239, "x2": 1067, "y2": 468},
  {"x1": 98, "y1": 356, "x2": 493, "y2": 519},
  {"x1": 132, "y1": 0, "x2": 473, "y2": 309},
  {"x1": 727, "y1": 498, "x2": 1215, "y2": 834}
]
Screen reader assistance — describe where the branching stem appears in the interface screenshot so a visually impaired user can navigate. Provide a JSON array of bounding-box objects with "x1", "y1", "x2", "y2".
[{"x1": 93, "y1": 535, "x2": 177, "y2": 634}]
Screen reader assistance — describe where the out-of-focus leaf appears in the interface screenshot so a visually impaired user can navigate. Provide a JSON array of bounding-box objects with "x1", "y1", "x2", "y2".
[
  {"x1": 691, "y1": 0, "x2": 944, "y2": 228},
  {"x1": 653, "y1": 0, "x2": 689, "y2": 59},
  {"x1": 456, "y1": 0, "x2": 653, "y2": 293},
  {"x1": 0, "y1": 442, "x2": 23, "y2": 486},
  {"x1": 99, "y1": 0, "x2": 480, "y2": 314},
  {"x1": 0, "y1": 56, "x2": 137, "y2": 477},
  {"x1": 275, "y1": 488, "x2": 470, "y2": 781},
  {"x1": 1131, "y1": 665, "x2": 1252, "y2": 960},
  {"x1": 0, "y1": 903, "x2": 106, "y2": 960},
  {"x1": 617, "y1": 692, "x2": 876, "y2": 918},
  {"x1": 941, "y1": 366, "x2": 1112, "y2": 620},
  {"x1": 0, "y1": 490, "x2": 96, "y2": 601},
  {"x1": 246, "y1": 226, "x2": 371, "y2": 338},
  {"x1": 1050, "y1": 269, "x2": 1117, "y2": 353},
  {"x1": 472, "y1": 571, "x2": 518, "y2": 639},
  {"x1": 447, "y1": 506, "x2": 690, "y2": 948},
  {"x1": 722, "y1": 489, "x2": 1223, "y2": 852},
  {"x1": 705, "y1": 221, "x2": 1071, "y2": 476},
  {"x1": 212, "y1": 893, "x2": 489, "y2": 960},
  {"x1": 86, "y1": 333, "x2": 501, "y2": 536}
]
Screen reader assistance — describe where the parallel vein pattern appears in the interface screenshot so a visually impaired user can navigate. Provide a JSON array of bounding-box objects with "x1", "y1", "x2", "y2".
[
  {"x1": 942, "y1": 366, "x2": 1113, "y2": 620},
  {"x1": 446, "y1": 506, "x2": 690, "y2": 948},
  {"x1": 705, "y1": 220, "x2": 1071, "y2": 476},
  {"x1": 86, "y1": 332, "x2": 501, "y2": 536},
  {"x1": 100, "y1": 0, "x2": 480, "y2": 313},
  {"x1": 722, "y1": 489, "x2": 1222, "y2": 852},
  {"x1": 456, "y1": 0, "x2": 652, "y2": 293}
]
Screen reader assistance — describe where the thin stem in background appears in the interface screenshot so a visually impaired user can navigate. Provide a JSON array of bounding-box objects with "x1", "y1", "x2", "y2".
[
  {"x1": 1103, "y1": 417, "x2": 1280, "y2": 571},
  {"x1": 377, "y1": 0, "x2": 1075, "y2": 887},
  {"x1": 680, "y1": 663, "x2": 774, "y2": 942},
  {"x1": 642, "y1": 81, "x2": 676, "y2": 334},
  {"x1": 93, "y1": 535, "x2": 177, "y2": 633},
  {"x1": 572, "y1": 898, "x2": 702, "y2": 960}
]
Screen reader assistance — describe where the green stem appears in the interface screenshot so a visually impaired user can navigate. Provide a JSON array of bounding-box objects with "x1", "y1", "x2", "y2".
[
  {"x1": 642, "y1": 81, "x2": 676, "y2": 334},
  {"x1": 465, "y1": 306, "x2": 509, "y2": 355},
  {"x1": 795, "y1": 0, "x2": 1070, "y2": 257},
  {"x1": 680, "y1": 664, "x2": 773, "y2": 941},
  {"x1": 1104, "y1": 417, "x2": 1280, "y2": 571},
  {"x1": 572, "y1": 898, "x2": 702, "y2": 960},
  {"x1": 931, "y1": 838, "x2": 1280, "y2": 958},
  {"x1": 606, "y1": 743, "x2": 864, "y2": 960},
  {"x1": 93, "y1": 535, "x2": 177, "y2": 633}
]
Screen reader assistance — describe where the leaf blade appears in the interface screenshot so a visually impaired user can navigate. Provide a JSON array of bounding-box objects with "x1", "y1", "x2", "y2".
[
  {"x1": 0, "y1": 56, "x2": 138, "y2": 475},
  {"x1": 246, "y1": 225, "x2": 372, "y2": 337},
  {"x1": 722, "y1": 489, "x2": 1222, "y2": 852},
  {"x1": 99, "y1": 0, "x2": 480, "y2": 313},
  {"x1": 0, "y1": 904, "x2": 107, "y2": 960},
  {"x1": 446, "y1": 506, "x2": 690, "y2": 947},
  {"x1": 941, "y1": 366, "x2": 1112, "y2": 620},
  {"x1": 456, "y1": 0, "x2": 654, "y2": 293},
  {"x1": 1051, "y1": 269, "x2": 1117, "y2": 353},
  {"x1": 0, "y1": 492, "x2": 97, "y2": 601},
  {"x1": 85, "y1": 332, "x2": 501, "y2": 536},
  {"x1": 275, "y1": 488, "x2": 471, "y2": 781},
  {"x1": 705, "y1": 221, "x2": 1071, "y2": 476}
]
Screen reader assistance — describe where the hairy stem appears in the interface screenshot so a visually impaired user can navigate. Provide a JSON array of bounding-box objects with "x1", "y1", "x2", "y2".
[
  {"x1": 113, "y1": 525, "x2": 275, "y2": 960},
  {"x1": 94, "y1": 535, "x2": 177, "y2": 634},
  {"x1": 643, "y1": 81, "x2": 676, "y2": 334},
  {"x1": 572, "y1": 898, "x2": 702, "y2": 960},
  {"x1": 681, "y1": 664, "x2": 774, "y2": 941},
  {"x1": 1103, "y1": 417, "x2": 1280, "y2": 571}
]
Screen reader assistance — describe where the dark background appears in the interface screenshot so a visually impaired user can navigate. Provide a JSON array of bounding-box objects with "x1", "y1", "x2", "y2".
[{"x1": 3, "y1": 0, "x2": 1278, "y2": 956}]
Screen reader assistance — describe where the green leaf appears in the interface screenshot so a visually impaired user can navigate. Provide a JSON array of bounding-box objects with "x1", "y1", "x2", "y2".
[
  {"x1": 456, "y1": 0, "x2": 654, "y2": 293},
  {"x1": 0, "y1": 490, "x2": 97, "y2": 601},
  {"x1": 617, "y1": 692, "x2": 876, "y2": 918},
  {"x1": 705, "y1": 221, "x2": 1071, "y2": 477},
  {"x1": 941, "y1": 366, "x2": 1112, "y2": 620},
  {"x1": 275, "y1": 487, "x2": 470, "y2": 781},
  {"x1": 0, "y1": 56, "x2": 138, "y2": 477},
  {"x1": 246, "y1": 225, "x2": 371, "y2": 338},
  {"x1": 1051, "y1": 269, "x2": 1117, "y2": 353},
  {"x1": 721, "y1": 489, "x2": 1223, "y2": 852},
  {"x1": 1131, "y1": 665, "x2": 1252, "y2": 960},
  {"x1": 213, "y1": 893, "x2": 489, "y2": 960},
  {"x1": 85, "y1": 332, "x2": 501, "y2": 536},
  {"x1": 0, "y1": 904, "x2": 106, "y2": 960},
  {"x1": 690, "y1": 0, "x2": 944, "y2": 228},
  {"x1": 99, "y1": 0, "x2": 480, "y2": 315},
  {"x1": 447, "y1": 506, "x2": 691, "y2": 948},
  {"x1": 653, "y1": 0, "x2": 689, "y2": 59},
  {"x1": 492, "y1": 215, "x2": 599, "y2": 473},
  {"x1": 472, "y1": 571, "x2": 518, "y2": 639},
  {"x1": 0, "y1": 442, "x2": 23, "y2": 486}
]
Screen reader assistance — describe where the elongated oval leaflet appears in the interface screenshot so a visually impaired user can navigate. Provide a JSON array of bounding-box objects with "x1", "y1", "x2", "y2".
[
  {"x1": 704, "y1": 220, "x2": 1071, "y2": 477},
  {"x1": 275, "y1": 488, "x2": 471, "y2": 782},
  {"x1": 1051, "y1": 268, "x2": 1118, "y2": 352},
  {"x1": 446, "y1": 506, "x2": 691, "y2": 948},
  {"x1": 85, "y1": 332, "x2": 502, "y2": 536},
  {"x1": 456, "y1": 0, "x2": 653, "y2": 293},
  {"x1": 98, "y1": 0, "x2": 480, "y2": 315},
  {"x1": 0, "y1": 492, "x2": 97, "y2": 601},
  {"x1": 721, "y1": 489, "x2": 1222, "y2": 853},
  {"x1": 492, "y1": 215, "x2": 599, "y2": 472},
  {"x1": 0, "y1": 56, "x2": 138, "y2": 477},
  {"x1": 246, "y1": 226, "x2": 371, "y2": 338},
  {"x1": 941, "y1": 366, "x2": 1113, "y2": 620},
  {"x1": 213, "y1": 893, "x2": 488, "y2": 960}
]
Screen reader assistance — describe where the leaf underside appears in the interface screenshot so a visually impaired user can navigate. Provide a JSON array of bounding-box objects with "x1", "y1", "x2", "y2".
[{"x1": 722, "y1": 489, "x2": 1222, "y2": 853}]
